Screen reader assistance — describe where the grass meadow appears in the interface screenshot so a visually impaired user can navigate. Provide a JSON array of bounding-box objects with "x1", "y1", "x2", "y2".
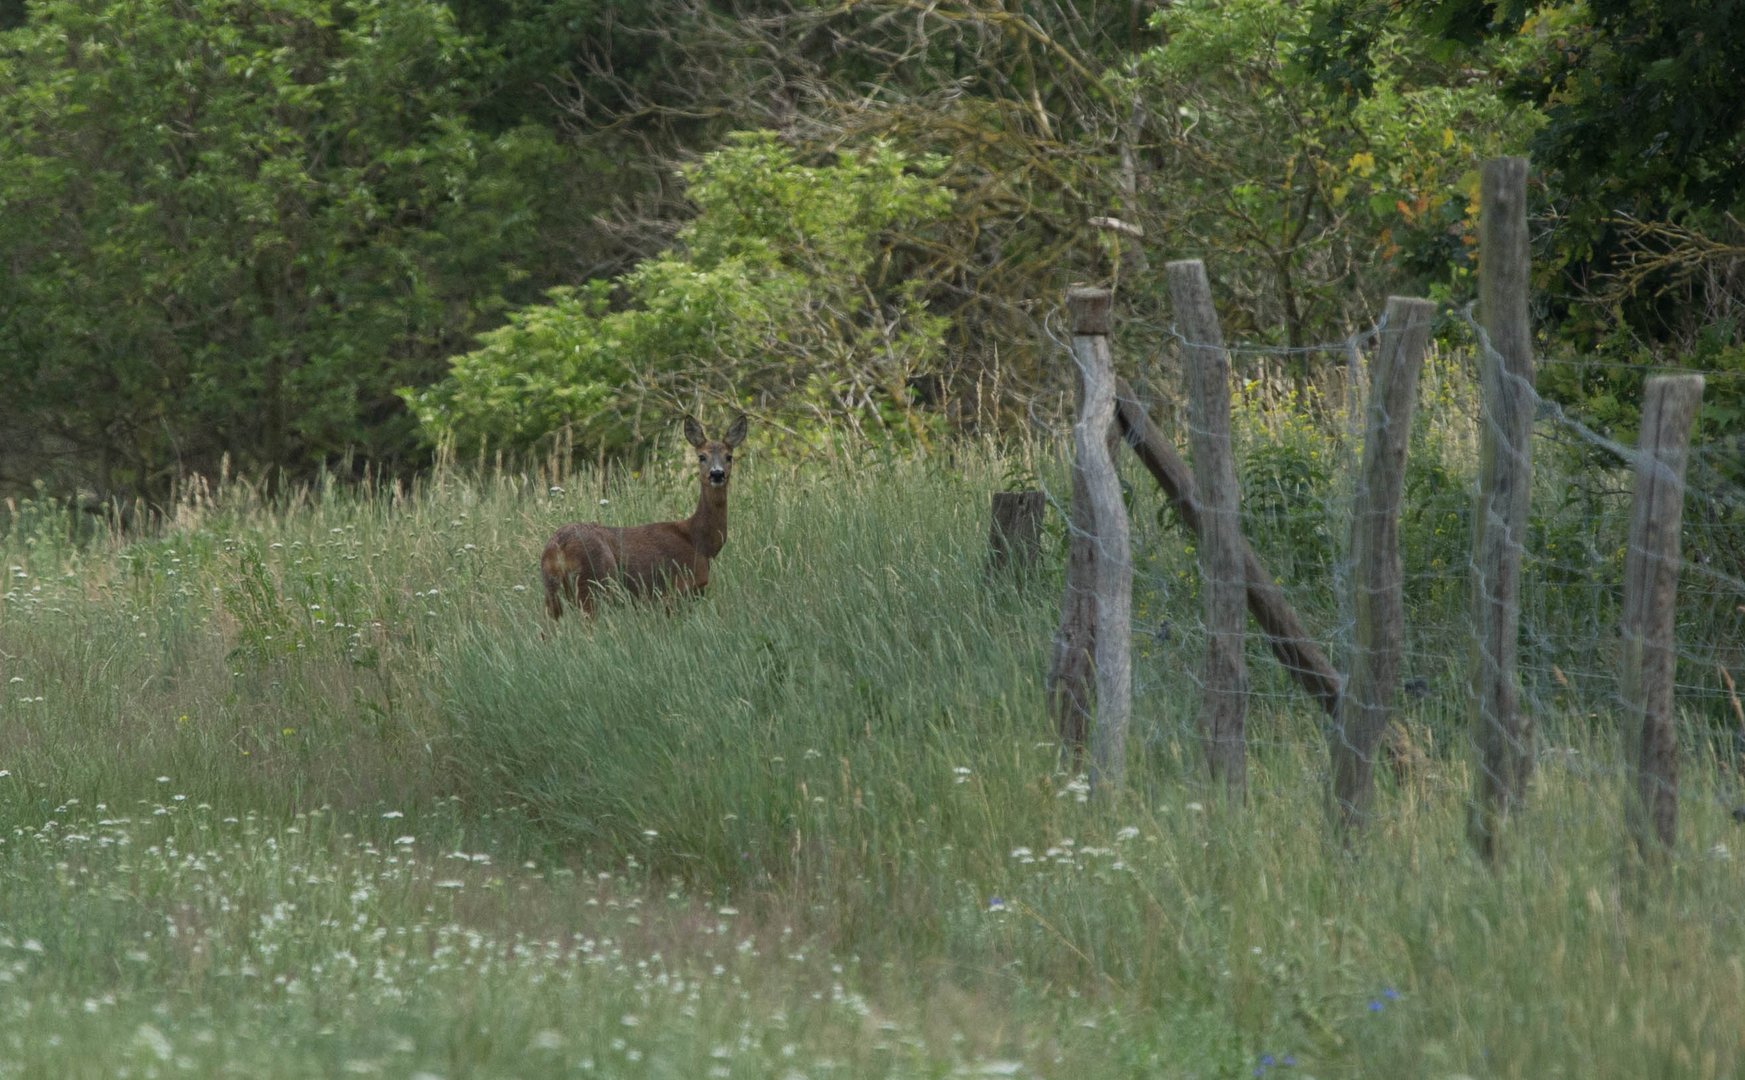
[{"x1": 1, "y1": 423, "x2": 1743, "y2": 1078}]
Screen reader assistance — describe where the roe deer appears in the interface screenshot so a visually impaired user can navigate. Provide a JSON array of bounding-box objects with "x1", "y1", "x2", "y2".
[{"x1": 541, "y1": 414, "x2": 748, "y2": 621}]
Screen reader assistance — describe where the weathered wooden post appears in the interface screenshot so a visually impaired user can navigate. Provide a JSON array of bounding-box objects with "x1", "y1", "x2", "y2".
[
  {"x1": 1167, "y1": 260, "x2": 1248, "y2": 800},
  {"x1": 1046, "y1": 288, "x2": 1128, "y2": 782},
  {"x1": 1074, "y1": 289, "x2": 1133, "y2": 791},
  {"x1": 1622, "y1": 374, "x2": 1705, "y2": 869},
  {"x1": 987, "y1": 491, "x2": 1045, "y2": 575},
  {"x1": 1331, "y1": 297, "x2": 1437, "y2": 833},
  {"x1": 1468, "y1": 156, "x2": 1536, "y2": 863}
]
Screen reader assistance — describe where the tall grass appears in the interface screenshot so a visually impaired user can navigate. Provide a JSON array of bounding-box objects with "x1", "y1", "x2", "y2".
[{"x1": 0, "y1": 435, "x2": 1742, "y2": 1077}]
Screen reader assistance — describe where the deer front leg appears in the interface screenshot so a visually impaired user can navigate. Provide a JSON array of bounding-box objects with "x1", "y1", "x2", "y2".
[{"x1": 544, "y1": 575, "x2": 565, "y2": 622}]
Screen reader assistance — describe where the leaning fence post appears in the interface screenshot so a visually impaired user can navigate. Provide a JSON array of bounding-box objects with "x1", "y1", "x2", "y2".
[
  {"x1": 1622, "y1": 374, "x2": 1705, "y2": 870},
  {"x1": 1331, "y1": 297, "x2": 1437, "y2": 834},
  {"x1": 1468, "y1": 156, "x2": 1536, "y2": 863},
  {"x1": 1115, "y1": 382, "x2": 1346, "y2": 721},
  {"x1": 1168, "y1": 260, "x2": 1248, "y2": 801}
]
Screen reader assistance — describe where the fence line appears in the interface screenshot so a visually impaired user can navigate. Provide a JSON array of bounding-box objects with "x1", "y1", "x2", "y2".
[{"x1": 1036, "y1": 156, "x2": 1742, "y2": 873}]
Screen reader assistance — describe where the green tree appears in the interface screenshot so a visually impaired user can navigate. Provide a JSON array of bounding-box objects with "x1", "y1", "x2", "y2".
[
  {"x1": 534, "y1": 1, "x2": 1156, "y2": 417},
  {"x1": 0, "y1": 0, "x2": 569, "y2": 501},
  {"x1": 406, "y1": 131, "x2": 954, "y2": 457},
  {"x1": 1309, "y1": 0, "x2": 1745, "y2": 364},
  {"x1": 1129, "y1": 0, "x2": 1541, "y2": 355}
]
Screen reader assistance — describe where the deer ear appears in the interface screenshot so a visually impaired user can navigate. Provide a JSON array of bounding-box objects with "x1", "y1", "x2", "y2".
[
  {"x1": 724, "y1": 413, "x2": 748, "y2": 448},
  {"x1": 683, "y1": 416, "x2": 706, "y2": 448}
]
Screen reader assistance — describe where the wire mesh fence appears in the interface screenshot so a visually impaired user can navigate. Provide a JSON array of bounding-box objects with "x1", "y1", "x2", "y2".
[{"x1": 1038, "y1": 277, "x2": 1745, "y2": 852}]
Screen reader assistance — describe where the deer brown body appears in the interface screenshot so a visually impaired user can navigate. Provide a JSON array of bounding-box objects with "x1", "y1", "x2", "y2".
[{"x1": 541, "y1": 415, "x2": 747, "y2": 621}]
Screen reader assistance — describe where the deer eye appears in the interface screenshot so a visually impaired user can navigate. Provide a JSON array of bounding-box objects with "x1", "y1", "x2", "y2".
[{"x1": 725, "y1": 454, "x2": 733, "y2": 462}]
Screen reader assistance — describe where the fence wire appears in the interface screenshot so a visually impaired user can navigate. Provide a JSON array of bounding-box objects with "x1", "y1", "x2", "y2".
[{"x1": 1040, "y1": 299, "x2": 1745, "y2": 834}]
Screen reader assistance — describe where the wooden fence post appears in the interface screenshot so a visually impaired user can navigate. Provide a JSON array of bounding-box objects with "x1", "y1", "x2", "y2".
[
  {"x1": 987, "y1": 491, "x2": 1045, "y2": 575},
  {"x1": 1069, "y1": 288, "x2": 1133, "y2": 791},
  {"x1": 1468, "y1": 155, "x2": 1536, "y2": 863},
  {"x1": 1331, "y1": 297, "x2": 1437, "y2": 833},
  {"x1": 1622, "y1": 374, "x2": 1705, "y2": 869},
  {"x1": 1046, "y1": 288, "x2": 1125, "y2": 775},
  {"x1": 1167, "y1": 260, "x2": 1248, "y2": 800}
]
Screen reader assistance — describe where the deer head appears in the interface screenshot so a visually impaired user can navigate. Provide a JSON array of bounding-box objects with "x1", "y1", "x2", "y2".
[{"x1": 684, "y1": 414, "x2": 748, "y2": 489}]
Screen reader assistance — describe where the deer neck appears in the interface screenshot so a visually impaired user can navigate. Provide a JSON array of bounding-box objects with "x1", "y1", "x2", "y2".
[{"x1": 689, "y1": 479, "x2": 729, "y2": 559}]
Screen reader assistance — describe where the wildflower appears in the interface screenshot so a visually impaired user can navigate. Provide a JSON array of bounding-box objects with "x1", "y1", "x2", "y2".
[
  {"x1": 134, "y1": 1024, "x2": 174, "y2": 1062},
  {"x1": 987, "y1": 896, "x2": 1006, "y2": 912}
]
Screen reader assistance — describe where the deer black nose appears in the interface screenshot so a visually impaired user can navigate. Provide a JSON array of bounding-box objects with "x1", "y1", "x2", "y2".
[{"x1": 709, "y1": 467, "x2": 727, "y2": 485}]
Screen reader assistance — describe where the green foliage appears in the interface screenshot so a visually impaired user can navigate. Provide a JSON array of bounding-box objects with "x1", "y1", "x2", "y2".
[
  {"x1": 1230, "y1": 382, "x2": 1342, "y2": 581},
  {"x1": 221, "y1": 546, "x2": 308, "y2": 665},
  {"x1": 1130, "y1": 0, "x2": 1540, "y2": 348},
  {"x1": 1521, "y1": 0, "x2": 1745, "y2": 239},
  {"x1": 407, "y1": 131, "x2": 954, "y2": 458},
  {"x1": 440, "y1": 0, "x2": 601, "y2": 132},
  {"x1": 1400, "y1": 441, "x2": 1475, "y2": 613},
  {"x1": 1324, "y1": 0, "x2": 1745, "y2": 456},
  {"x1": 0, "y1": 0, "x2": 571, "y2": 500}
]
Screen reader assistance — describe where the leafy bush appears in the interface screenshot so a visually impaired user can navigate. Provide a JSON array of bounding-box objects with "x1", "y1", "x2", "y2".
[
  {"x1": 406, "y1": 131, "x2": 954, "y2": 459},
  {"x1": 1129, "y1": 0, "x2": 1542, "y2": 347},
  {"x1": 1230, "y1": 381, "x2": 1341, "y2": 583}
]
